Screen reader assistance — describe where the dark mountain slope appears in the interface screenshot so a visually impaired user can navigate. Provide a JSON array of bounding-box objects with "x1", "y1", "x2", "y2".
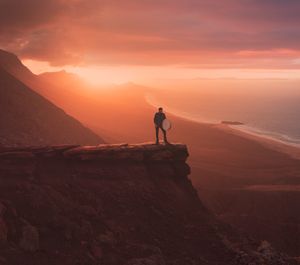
[
  {"x1": 0, "y1": 49, "x2": 35, "y2": 82},
  {"x1": 0, "y1": 67, "x2": 103, "y2": 146}
]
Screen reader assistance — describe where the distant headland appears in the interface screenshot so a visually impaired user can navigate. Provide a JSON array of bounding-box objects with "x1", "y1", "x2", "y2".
[{"x1": 221, "y1": 121, "x2": 244, "y2": 125}]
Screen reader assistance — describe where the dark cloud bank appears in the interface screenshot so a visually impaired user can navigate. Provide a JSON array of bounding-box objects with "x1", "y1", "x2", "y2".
[{"x1": 0, "y1": 0, "x2": 299, "y2": 67}]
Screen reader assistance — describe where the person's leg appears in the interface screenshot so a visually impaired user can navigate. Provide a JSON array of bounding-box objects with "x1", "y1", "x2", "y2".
[
  {"x1": 155, "y1": 126, "x2": 159, "y2": 144},
  {"x1": 160, "y1": 126, "x2": 169, "y2": 144}
]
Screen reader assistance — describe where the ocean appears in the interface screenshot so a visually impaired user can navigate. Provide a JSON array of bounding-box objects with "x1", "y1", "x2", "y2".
[{"x1": 146, "y1": 79, "x2": 300, "y2": 146}]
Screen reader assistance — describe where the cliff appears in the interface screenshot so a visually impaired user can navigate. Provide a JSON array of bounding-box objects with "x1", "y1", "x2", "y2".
[{"x1": 0, "y1": 144, "x2": 296, "y2": 265}]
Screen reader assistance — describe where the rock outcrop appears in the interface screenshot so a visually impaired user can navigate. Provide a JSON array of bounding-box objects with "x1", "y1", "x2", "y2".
[{"x1": 0, "y1": 143, "x2": 297, "y2": 265}]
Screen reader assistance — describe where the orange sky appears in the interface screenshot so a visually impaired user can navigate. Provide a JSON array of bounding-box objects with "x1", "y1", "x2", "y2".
[{"x1": 1, "y1": 0, "x2": 300, "y2": 84}]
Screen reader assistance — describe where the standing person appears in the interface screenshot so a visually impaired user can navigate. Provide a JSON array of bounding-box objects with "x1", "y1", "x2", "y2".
[{"x1": 154, "y1": 107, "x2": 169, "y2": 144}]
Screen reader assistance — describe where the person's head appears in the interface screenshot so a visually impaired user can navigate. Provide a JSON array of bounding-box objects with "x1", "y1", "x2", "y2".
[{"x1": 158, "y1": 107, "x2": 163, "y2": 113}]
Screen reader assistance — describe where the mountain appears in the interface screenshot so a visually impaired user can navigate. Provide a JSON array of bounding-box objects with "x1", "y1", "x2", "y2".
[
  {"x1": 0, "y1": 50, "x2": 76, "y2": 106},
  {"x1": 0, "y1": 67, "x2": 103, "y2": 146},
  {"x1": 0, "y1": 50, "x2": 152, "y2": 142},
  {"x1": 0, "y1": 49, "x2": 35, "y2": 82},
  {"x1": 0, "y1": 143, "x2": 296, "y2": 265},
  {"x1": 39, "y1": 70, "x2": 86, "y2": 87}
]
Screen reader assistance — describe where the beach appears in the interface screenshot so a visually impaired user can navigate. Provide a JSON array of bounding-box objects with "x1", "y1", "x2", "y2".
[{"x1": 217, "y1": 123, "x2": 300, "y2": 161}]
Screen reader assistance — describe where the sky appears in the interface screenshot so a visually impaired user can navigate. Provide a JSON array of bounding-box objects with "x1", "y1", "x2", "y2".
[{"x1": 1, "y1": 0, "x2": 300, "y2": 84}]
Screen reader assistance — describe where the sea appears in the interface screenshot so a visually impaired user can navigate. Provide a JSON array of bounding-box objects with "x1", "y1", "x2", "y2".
[{"x1": 146, "y1": 79, "x2": 300, "y2": 146}]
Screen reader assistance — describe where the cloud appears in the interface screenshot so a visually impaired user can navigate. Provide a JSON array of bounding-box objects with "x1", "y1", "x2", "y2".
[{"x1": 0, "y1": 0, "x2": 299, "y2": 68}]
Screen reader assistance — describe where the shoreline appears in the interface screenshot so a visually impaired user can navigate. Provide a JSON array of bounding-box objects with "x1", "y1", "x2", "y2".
[
  {"x1": 146, "y1": 94, "x2": 300, "y2": 161},
  {"x1": 215, "y1": 123, "x2": 300, "y2": 161},
  {"x1": 146, "y1": 93, "x2": 300, "y2": 146},
  {"x1": 234, "y1": 124, "x2": 300, "y2": 146},
  {"x1": 167, "y1": 110, "x2": 300, "y2": 161}
]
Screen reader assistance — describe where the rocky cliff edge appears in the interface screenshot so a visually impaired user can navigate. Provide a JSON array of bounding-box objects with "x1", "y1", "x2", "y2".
[{"x1": 0, "y1": 143, "x2": 296, "y2": 265}]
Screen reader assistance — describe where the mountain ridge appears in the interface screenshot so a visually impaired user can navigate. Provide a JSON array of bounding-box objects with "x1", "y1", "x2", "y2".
[
  {"x1": 0, "y1": 49, "x2": 35, "y2": 81},
  {"x1": 0, "y1": 65, "x2": 104, "y2": 146}
]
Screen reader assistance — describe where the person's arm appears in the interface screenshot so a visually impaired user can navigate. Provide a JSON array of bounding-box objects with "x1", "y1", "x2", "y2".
[
  {"x1": 154, "y1": 113, "x2": 158, "y2": 125},
  {"x1": 162, "y1": 113, "x2": 166, "y2": 120}
]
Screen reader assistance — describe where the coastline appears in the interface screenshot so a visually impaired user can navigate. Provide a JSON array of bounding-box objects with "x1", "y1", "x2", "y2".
[
  {"x1": 233, "y1": 124, "x2": 300, "y2": 146},
  {"x1": 146, "y1": 95, "x2": 300, "y2": 161},
  {"x1": 215, "y1": 123, "x2": 300, "y2": 161},
  {"x1": 165, "y1": 109, "x2": 300, "y2": 161}
]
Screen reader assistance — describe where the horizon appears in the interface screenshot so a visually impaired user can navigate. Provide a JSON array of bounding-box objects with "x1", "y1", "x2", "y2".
[{"x1": 22, "y1": 58, "x2": 300, "y2": 86}]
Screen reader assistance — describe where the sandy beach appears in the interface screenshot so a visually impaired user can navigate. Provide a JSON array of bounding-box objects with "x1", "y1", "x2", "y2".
[
  {"x1": 216, "y1": 123, "x2": 300, "y2": 161},
  {"x1": 158, "y1": 114, "x2": 300, "y2": 189}
]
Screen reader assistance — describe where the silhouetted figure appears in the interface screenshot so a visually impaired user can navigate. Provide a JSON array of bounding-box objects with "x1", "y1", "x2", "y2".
[{"x1": 154, "y1": 107, "x2": 169, "y2": 144}]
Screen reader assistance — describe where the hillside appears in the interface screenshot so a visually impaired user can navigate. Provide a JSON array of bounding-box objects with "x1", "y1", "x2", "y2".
[
  {"x1": 0, "y1": 67, "x2": 103, "y2": 146},
  {"x1": 0, "y1": 49, "x2": 35, "y2": 82},
  {"x1": 0, "y1": 143, "x2": 296, "y2": 265},
  {"x1": 0, "y1": 50, "x2": 88, "y2": 111}
]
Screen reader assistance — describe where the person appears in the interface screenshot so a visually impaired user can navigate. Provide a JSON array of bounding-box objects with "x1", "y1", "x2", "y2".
[{"x1": 154, "y1": 107, "x2": 169, "y2": 144}]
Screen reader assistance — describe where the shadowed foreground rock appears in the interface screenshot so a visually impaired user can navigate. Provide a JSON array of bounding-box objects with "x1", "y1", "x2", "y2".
[{"x1": 0, "y1": 143, "x2": 297, "y2": 265}]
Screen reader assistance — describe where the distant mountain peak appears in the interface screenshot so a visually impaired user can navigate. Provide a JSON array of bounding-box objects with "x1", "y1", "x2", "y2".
[
  {"x1": 38, "y1": 69, "x2": 85, "y2": 87},
  {"x1": 39, "y1": 69, "x2": 76, "y2": 78}
]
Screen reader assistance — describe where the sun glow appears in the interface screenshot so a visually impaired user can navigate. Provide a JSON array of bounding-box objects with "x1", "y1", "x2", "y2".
[{"x1": 23, "y1": 59, "x2": 300, "y2": 87}]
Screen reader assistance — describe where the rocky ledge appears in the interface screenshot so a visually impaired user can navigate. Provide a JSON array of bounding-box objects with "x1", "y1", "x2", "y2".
[
  {"x1": 0, "y1": 143, "x2": 188, "y2": 162},
  {"x1": 0, "y1": 143, "x2": 190, "y2": 182},
  {"x1": 0, "y1": 143, "x2": 297, "y2": 265}
]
